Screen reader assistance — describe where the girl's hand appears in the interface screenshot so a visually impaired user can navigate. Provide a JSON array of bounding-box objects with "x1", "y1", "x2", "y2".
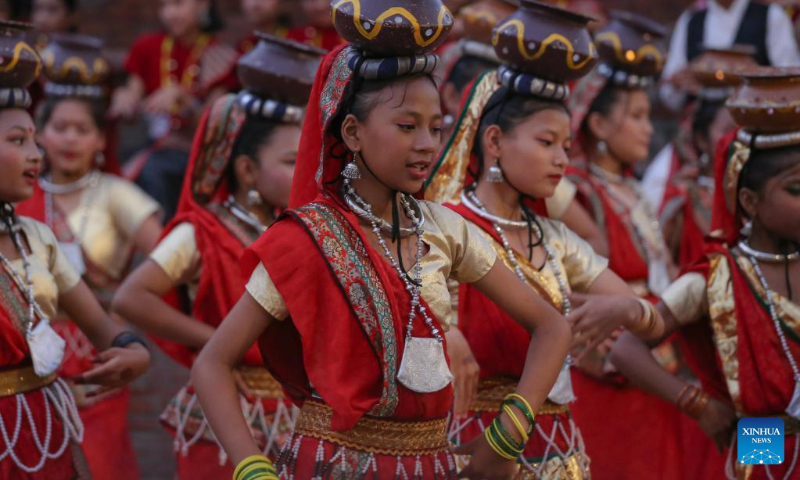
[
  {"x1": 455, "y1": 434, "x2": 518, "y2": 479},
  {"x1": 447, "y1": 327, "x2": 480, "y2": 419},
  {"x1": 568, "y1": 293, "x2": 639, "y2": 356},
  {"x1": 695, "y1": 397, "x2": 736, "y2": 453},
  {"x1": 78, "y1": 343, "x2": 150, "y2": 396}
]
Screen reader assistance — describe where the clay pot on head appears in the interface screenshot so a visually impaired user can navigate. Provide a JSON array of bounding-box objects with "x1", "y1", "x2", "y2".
[
  {"x1": 459, "y1": 0, "x2": 517, "y2": 45},
  {"x1": 331, "y1": 0, "x2": 454, "y2": 56},
  {"x1": 40, "y1": 33, "x2": 109, "y2": 86},
  {"x1": 594, "y1": 10, "x2": 667, "y2": 78},
  {"x1": 0, "y1": 20, "x2": 40, "y2": 89},
  {"x1": 690, "y1": 45, "x2": 758, "y2": 89},
  {"x1": 491, "y1": 0, "x2": 596, "y2": 82},
  {"x1": 726, "y1": 67, "x2": 800, "y2": 133},
  {"x1": 237, "y1": 32, "x2": 325, "y2": 106}
]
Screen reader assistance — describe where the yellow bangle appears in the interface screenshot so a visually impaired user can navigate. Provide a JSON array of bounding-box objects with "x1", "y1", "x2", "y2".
[
  {"x1": 233, "y1": 454, "x2": 277, "y2": 480},
  {"x1": 484, "y1": 427, "x2": 518, "y2": 460},
  {"x1": 505, "y1": 393, "x2": 535, "y2": 419},
  {"x1": 501, "y1": 404, "x2": 530, "y2": 443}
]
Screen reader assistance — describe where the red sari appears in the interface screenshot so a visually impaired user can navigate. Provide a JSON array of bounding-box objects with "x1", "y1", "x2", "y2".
[
  {"x1": 567, "y1": 167, "x2": 724, "y2": 479},
  {"x1": 240, "y1": 45, "x2": 457, "y2": 478},
  {"x1": 15, "y1": 184, "x2": 139, "y2": 480},
  {"x1": 0, "y1": 228, "x2": 85, "y2": 479}
]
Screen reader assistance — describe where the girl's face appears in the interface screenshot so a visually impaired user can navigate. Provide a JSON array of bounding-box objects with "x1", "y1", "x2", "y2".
[
  {"x1": 483, "y1": 108, "x2": 572, "y2": 199},
  {"x1": 159, "y1": 0, "x2": 208, "y2": 38},
  {"x1": 241, "y1": 0, "x2": 280, "y2": 27},
  {"x1": 0, "y1": 109, "x2": 43, "y2": 203},
  {"x1": 253, "y1": 124, "x2": 300, "y2": 209},
  {"x1": 747, "y1": 161, "x2": 800, "y2": 245},
  {"x1": 592, "y1": 89, "x2": 654, "y2": 166},
  {"x1": 32, "y1": 0, "x2": 72, "y2": 34},
  {"x1": 343, "y1": 76, "x2": 443, "y2": 195},
  {"x1": 39, "y1": 99, "x2": 105, "y2": 178}
]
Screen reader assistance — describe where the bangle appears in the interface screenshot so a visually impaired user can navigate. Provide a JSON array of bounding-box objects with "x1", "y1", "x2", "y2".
[
  {"x1": 111, "y1": 331, "x2": 148, "y2": 351},
  {"x1": 233, "y1": 454, "x2": 277, "y2": 480},
  {"x1": 676, "y1": 385, "x2": 710, "y2": 418},
  {"x1": 503, "y1": 394, "x2": 535, "y2": 427},
  {"x1": 501, "y1": 404, "x2": 530, "y2": 442},
  {"x1": 484, "y1": 417, "x2": 523, "y2": 460},
  {"x1": 630, "y1": 298, "x2": 657, "y2": 335}
]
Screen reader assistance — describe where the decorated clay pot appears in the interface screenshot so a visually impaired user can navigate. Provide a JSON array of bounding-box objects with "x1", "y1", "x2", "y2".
[
  {"x1": 331, "y1": 0, "x2": 454, "y2": 56},
  {"x1": 459, "y1": 0, "x2": 517, "y2": 45},
  {"x1": 237, "y1": 33, "x2": 325, "y2": 106},
  {"x1": 40, "y1": 33, "x2": 109, "y2": 86},
  {"x1": 726, "y1": 67, "x2": 800, "y2": 133},
  {"x1": 492, "y1": 0, "x2": 596, "y2": 82},
  {"x1": 0, "y1": 21, "x2": 40, "y2": 89},
  {"x1": 690, "y1": 45, "x2": 757, "y2": 89},
  {"x1": 594, "y1": 10, "x2": 666, "y2": 77}
]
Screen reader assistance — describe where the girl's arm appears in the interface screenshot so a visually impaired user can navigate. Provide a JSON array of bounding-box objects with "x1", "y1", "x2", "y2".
[
  {"x1": 457, "y1": 260, "x2": 571, "y2": 478},
  {"x1": 131, "y1": 214, "x2": 163, "y2": 254},
  {"x1": 112, "y1": 259, "x2": 216, "y2": 348},
  {"x1": 192, "y1": 292, "x2": 273, "y2": 464}
]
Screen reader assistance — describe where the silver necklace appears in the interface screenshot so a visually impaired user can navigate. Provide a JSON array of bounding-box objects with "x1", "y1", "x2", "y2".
[
  {"x1": 460, "y1": 190, "x2": 528, "y2": 230},
  {"x1": 39, "y1": 170, "x2": 100, "y2": 195},
  {"x1": 739, "y1": 241, "x2": 800, "y2": 263},
  {"x1": 44, "y1": 171, "x2": 100, "y2": 245},
  {"x1": 224, "y1": 195, "x2": 267, "y2": 234},
  {"x1": 344, "y1": 190, "x2": 422, "y2": 237},
  {"x1": 747, "y1": 255, "x2": 800, "y2": 420},
  {"x1": 588, "y1": 162, "x2": 627, "y2": 185},
  {"x1": 342, "y1": 178, "x2": 452, "y2": 393},
  {"x1": 464, "y1": 189, "x2": 575, "y2": 404},
  {"x1": 0, "y1": 216, "x2": 65, "y2": 377}
]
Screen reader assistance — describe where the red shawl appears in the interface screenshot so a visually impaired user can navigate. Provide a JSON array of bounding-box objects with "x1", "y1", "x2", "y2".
[
  {"x1": 659, "y1": 148, "x2": 706, "y2": 270},
  {"x1": 243, "y1": 46, "x2": 452, "y2": 431}
]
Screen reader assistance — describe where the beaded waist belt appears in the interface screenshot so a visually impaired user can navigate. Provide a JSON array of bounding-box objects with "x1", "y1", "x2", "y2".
[
  {"x1": 471, "y1": 377, "x2": 569, "y2": 415},
  {"x1": 238, "y1": 365, "x2": 284, "y2": 399},
  {"x1": 293, "y1": 400, "x2": 449, "y2": 456},
  {"x1": 0, "y1": 366, "x2": 57, "y2": 397}
]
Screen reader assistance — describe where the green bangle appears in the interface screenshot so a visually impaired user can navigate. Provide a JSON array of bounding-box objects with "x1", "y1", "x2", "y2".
[
  {"x1": 484, "y1": 425, "x2": 518, "y2": 460},
  {"x1": 233, "y1": 455, "x2": 277, "y2": 480},
  {"x1": 502, "y1": 397, "x2": 535, "y2": 433},
  {"x1": 492, "y1": 415, "x2": 525, "y2": 452}
]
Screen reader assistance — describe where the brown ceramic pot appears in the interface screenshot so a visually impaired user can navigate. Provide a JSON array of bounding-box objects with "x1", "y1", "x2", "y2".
[
  {"x1": 237, "y1": 33, "x2": 325, "y2": 106},
  {"x1": 459, "y1": 0, "x2": 517, "y2": 45},
  {"x1": 492, "y1": 0, "x2": 596, "y2": 82},
  {"x1": 594, "y1": 10, "x2": 666, "y2": 77},
  {"x1": 40, "y1": 34, "x2": 109, "y2": 86},
  {"x1": 690, "y1": 45, "x2": 757, "y2": 89},
  {"x1": 726, "y1": 67, "x2": 800, "y2": 133},
  {"x1": 331, "y1": 0, "x2": 454, "y2": 56},
  {"x1": 0, "y1": 21, "x2": 40, "y2": 89}
]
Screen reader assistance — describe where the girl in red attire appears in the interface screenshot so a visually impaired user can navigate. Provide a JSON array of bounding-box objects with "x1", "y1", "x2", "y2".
[
  {"x1": 114, "y1": 35, "x2": 323, "y2": 480},
  {"x1": 192, "y1": 2, "x2": 572, "y2": 478},
  {"x1": 0, "y1": 21, "x2": 150, "y2": 479},
  {"x1": 111, "y1": 0, "x2": 238, "y2": 223},
  {"x1": 612, "y1": 67, "x2": 800, "y2": 479}
]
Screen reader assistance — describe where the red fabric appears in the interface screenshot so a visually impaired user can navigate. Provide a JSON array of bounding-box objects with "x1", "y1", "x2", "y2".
[
  {"x1": 78, "y1": 390, "x2": 139, "y2": 480},
  {"x1": 175, "y1": 441, "x2": 233, "y2": 479},
  {"x1": 124, "y1": 32, "x2": 237, "y2": 96},
  {"x1": 659, "y1": 149, "x2": 706, "y2": 269},
  {"x1": 709, "y1": 128, "x2": 741, "y2": 244},
  {"x1": 244, "y1": 198, "x2": 453, "y2": 431},
  {"x1": 286, "y1": 25, "x2": 342, "y2": 51},
  {"x1": 567, "y1": 166, "x2": 649, "y2": 283},
  {"x1": 150, "y1": 104, "x2": 262, "y2": 368}
]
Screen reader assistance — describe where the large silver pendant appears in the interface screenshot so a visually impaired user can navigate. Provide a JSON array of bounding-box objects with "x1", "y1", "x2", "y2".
[
  {"x1": 547, "y1": 360, "x2": 576, "y2": 405},
  {"x1": 787, "y1": 383, "x2": 800, "y2": 420},
  {"x1": 397, "y1": 337, "x2": 453, "y2": 393},
  {"x1": 27, "y1": 318, "x2": 65, "y2": 377}
]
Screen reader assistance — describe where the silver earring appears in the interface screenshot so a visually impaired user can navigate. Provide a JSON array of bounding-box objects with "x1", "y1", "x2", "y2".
[
  {"x1": 247, "y1": 189, "x2": 263, "y2": 206},
  {"x1": 342, "y1": 151, "x2": 362, "y2": 180},
  {"x1": 597, "y1": 140, "x2": 608, "y2": 156},
  {"x1": 487, "y1": 159, "x2": 504, "y2": 183},
  {"x1": 740, "y1": 219, "x2": 753, "y2": 238},
  {"x1": 95, "y1": 151, "x2": 105, "y2": 167}
]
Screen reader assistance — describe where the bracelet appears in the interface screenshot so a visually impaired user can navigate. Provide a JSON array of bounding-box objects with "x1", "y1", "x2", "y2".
[
  {"x1": 484, "y1": 417, "x2": 522, "y2": 460},
  {"x1": 233, "y1": 454, "x2": 278, "y2": 480},
  {"x1": 503, "y1": 393, "x2": 535, "y2": 427},
  {"x1": 501, "y1": 404, "x2": 530, "y2": 442},
  {"x1": 676, "y1": 385, "x2": 710, "y2": 418},
  {"x1": 111, "y1": 331, "x2": 149, "y2": 350},
  {"x1": 630, "y1": 298, "x2": 657, "y2": 335},
  {"x1": 502, "y1": 397, "x2": 535, "y2": 436}
]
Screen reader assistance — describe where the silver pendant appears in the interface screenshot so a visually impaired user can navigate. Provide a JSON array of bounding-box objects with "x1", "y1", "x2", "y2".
[
  {"x1": 787, "y1": 383, "x2": 800, "y2": 420},
  {"x1": 547, "y1": 360, "x2": 576, "y2": 405},
  {"x1": 58, "y1": 242, "x2": 86, "y2": 276},
  {"x1": 27, "y1": 318, "x2": 65, "y2": 377},
  {"x1": 397, "y1": 337, "x2": 453, "y2": 393}
]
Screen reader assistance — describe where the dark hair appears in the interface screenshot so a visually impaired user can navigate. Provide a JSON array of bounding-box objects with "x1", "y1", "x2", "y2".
[
  {"x1": 226, "y1": 116, "x2": 280, "y2": 194},
  {"x1": 740, "y1": 144, "x2": 800, "y2": 196},
  {"x1": 36, "y1": 96, "x2": 107, "y2": 131},
  {"x1": 471, "y1": 86, "x2": 568, "y2": 179},
  {"x1": 692, "y1": 99, "x2": 725, "y2": 142},
  {"x1": 203, "y1": 0, "x2": 224, "y2": 33},
  {"x1": 446, "y1": 56, "x2": 497, "y2": 93}
]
